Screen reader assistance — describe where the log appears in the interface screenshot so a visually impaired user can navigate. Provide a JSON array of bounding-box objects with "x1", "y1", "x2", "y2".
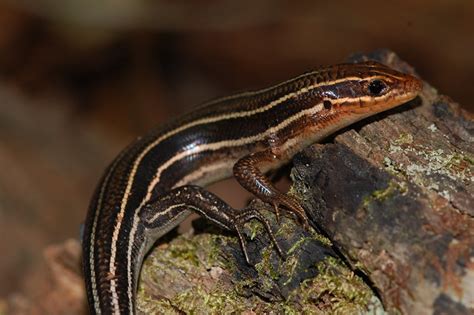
[
  {"x1": 137, "y1": 50, "x2": 473, "y2": 314},
  {"x1": 290, "y1": 50, "x2": 474, "y2": 314},
  {"x1": 137, "y1": 206, "x2": 350, "y2": 314}
]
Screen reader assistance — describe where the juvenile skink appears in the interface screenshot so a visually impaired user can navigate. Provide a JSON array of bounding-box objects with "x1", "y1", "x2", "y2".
[{"x1": 82, "y1": 61, "x2": 423, "y2": 314}]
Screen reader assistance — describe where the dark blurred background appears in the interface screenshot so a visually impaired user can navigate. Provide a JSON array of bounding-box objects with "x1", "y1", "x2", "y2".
[{"x1": 0, "y1": 0, "x2": 472, "y2": 309}]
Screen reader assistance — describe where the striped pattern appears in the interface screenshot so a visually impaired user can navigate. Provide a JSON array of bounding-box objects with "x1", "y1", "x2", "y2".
[{"x1": 82, "y1": 61, "x2": 423, "y2": 314}]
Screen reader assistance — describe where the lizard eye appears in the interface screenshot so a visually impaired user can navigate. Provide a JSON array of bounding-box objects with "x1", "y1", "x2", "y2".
[{"x1": 368, "y1": 79, "x2": 387, "y2": 96}]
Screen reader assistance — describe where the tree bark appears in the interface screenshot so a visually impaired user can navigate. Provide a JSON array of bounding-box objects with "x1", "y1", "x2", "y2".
[{"x1": 290, "y1": 50, "x2": 474, "y2": 314}]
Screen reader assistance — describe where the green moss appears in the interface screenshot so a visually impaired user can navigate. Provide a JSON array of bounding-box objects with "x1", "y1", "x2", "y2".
[
  {"x1": 172, "y1": 286, "x2": 249, "y2": 314},
  {"x1": 395, "y1": 132, "x2": 414, "y2": 145},
  {"x1": 281, "y1": 255, "x2": 299, "y2": 286},
  {"x1": 302, "y1": 257, "x2": 373, "y2": 312},
  {"x1": 233, "y1": 278, "x2": 256, "y2": 296},
  {"x1": 254, "y1": 245, "x2": 279, "y2": 290},
  {"x1": 168, "y1": 238, "x2": 200, "y2": 267},
  {"x1": 462, "y1": 154, "x2": 474, "y2": 165},
  {"x1": 208, "y1": 233, "x2": 237, "y2": 271},
  {"x1": 286, "y1": 235, "x2": 308, "y2": 256},
  {"x1": 141, "y1": 285, "x2": 253, "y2": 314},
  {"x1": 139, "y1": 220, "x2": 377, "y2": 314},
  {"x1": 362, "y1": 180, "x2": 403, "y2": 208},
  {"x1": 274, "y1": 257, "x2": 376, "y2": 314},
  {"x1": 245, "y1": 218, "x2": 265, "y2": 241}
]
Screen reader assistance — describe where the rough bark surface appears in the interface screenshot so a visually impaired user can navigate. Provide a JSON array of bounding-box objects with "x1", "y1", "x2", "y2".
[{"x1": 289, "y1": 51, "x2": 473, "y2": 314}]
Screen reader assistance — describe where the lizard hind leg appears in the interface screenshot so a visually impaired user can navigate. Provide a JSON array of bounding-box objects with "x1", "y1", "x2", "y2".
[{"x1": 141, "y1": 185, "x2": 285, "y2": 265}]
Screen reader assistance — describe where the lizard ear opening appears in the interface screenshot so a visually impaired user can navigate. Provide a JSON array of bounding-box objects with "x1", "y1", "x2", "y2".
[{"x1": 323, "y1": 100, "x2": 332, "y2": 110}]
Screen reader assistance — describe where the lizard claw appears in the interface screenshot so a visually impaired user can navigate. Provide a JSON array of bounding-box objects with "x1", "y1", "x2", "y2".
[
  {"x1": 234, "y1": 208, "x2": 285, "y2": 265},
  {"x1": 270, "y1": 193, "x2": 310, "y2": 230}
]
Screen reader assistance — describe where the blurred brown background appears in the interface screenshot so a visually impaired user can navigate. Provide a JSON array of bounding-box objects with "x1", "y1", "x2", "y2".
[{"x1": 0, "y1": 0, "x2": 472, "y2": 308}]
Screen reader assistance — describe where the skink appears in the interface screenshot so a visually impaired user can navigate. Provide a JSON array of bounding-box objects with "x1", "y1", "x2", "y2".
[{"x1": 82, "y1": 61, "x2": 423, "y2": 314}]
